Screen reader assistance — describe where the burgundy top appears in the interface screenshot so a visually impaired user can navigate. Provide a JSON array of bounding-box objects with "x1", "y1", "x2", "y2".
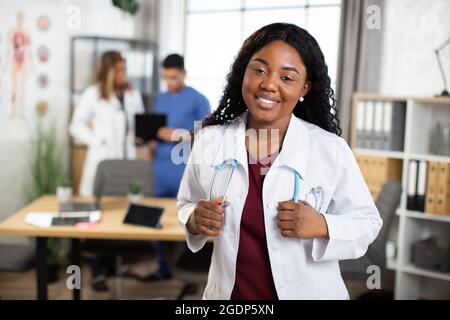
[{"x1": 230, "y1": 152, "x2": 278, "y2": 300}]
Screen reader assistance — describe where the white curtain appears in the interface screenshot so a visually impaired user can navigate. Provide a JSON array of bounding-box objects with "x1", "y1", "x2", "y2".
[{"x1": 336, "y1": 0, "x2": 385, "y2": 141}]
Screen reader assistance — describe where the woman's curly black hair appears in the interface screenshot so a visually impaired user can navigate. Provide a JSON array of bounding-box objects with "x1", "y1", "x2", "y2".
[{"x1": 202, "y1": 22, "x2": 341, "y2": 136}]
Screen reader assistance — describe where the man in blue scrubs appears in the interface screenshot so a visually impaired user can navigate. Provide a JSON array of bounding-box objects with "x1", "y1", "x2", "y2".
[
  {"x1": 148, "y1": 54, "x2": 210, "y2": 280},
  {"x1": 153, "y1": 54, "x2": 210, "y2": 197}
]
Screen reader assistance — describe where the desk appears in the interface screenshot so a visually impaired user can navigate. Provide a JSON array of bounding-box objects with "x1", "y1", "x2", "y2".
[{"x1": 0, "y1": 195, "x2": 186, "y2": 300}]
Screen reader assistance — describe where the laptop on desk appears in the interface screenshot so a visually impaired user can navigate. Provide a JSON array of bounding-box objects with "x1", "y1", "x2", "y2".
[{"x1": 52, "y1": 202, "x2": 101, "y2": 226}]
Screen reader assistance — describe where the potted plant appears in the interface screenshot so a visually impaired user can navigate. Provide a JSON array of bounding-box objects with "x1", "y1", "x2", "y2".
[
  {"x1": 28, "y1": 116, "x2": 70, "y2": 283},
  {"x1": 128, "y1": 180, "x2": 143, "y2": 204},
  {"x1": 56, "y1": 178, "x2": 73, "y2": 203},
  {"x1": 112, "y1": 0, "x2": 139, "y2": 36},
  {"x1": 46, "y1": 238, "x2": 70, "y2": 283},
  {"x1": 112, "y1": 0, "x2": 139, "y2": 15}
]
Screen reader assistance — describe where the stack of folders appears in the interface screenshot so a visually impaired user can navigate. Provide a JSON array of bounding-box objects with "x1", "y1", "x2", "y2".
[
  {"x1": 356, "y1": 100, "x2": 406, "y2": 151},
  {"x1": 407, "y1": 160, "x2": 450, "y2": 215},
  {"x1": 356, "y1": 155, "x2": 402, "y2": 200}
]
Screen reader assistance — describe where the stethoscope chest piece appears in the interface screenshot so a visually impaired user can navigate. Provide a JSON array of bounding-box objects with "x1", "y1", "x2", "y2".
[{"x1": 305, "y1": 186, "x2": 325, "y2": 212}]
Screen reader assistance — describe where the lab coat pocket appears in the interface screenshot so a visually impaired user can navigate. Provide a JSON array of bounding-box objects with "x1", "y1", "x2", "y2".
[{"x1": 301, "y1": 174, "x2": 336, "y2": 214}]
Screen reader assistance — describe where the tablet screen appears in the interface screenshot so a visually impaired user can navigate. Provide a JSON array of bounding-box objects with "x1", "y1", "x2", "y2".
[
  {"x1": 135, "y1": 113, "x2": 167, "y2": 141},
  {"x1": 123, "y1": 204, "x2": 164, "y2": 228}
]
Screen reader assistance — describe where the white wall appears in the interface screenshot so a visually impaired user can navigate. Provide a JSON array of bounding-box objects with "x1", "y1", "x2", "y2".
[
  {"x1": 157, "y1": 0, "x2": 186, "y2": 92},
  {"x1": 157, "y1": 0, "x2": 185, "y2": 58},
  {"x1": 379, "y1": 0, "x2": 450, "y2": 96},
  {"x1": 0, "y1": 0, "x2": 157, "y2": 244}
]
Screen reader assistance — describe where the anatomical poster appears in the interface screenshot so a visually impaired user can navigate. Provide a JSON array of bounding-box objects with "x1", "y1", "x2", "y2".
[{"x1": 0, "y1": 1, "x2": 64, "y2": 141}]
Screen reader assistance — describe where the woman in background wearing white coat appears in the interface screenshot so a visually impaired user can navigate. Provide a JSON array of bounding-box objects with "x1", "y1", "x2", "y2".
[
  {"x1": 70, "y1": 51, "x2": 144, "y2": 291},
  {"x1": 70, "y1": 51, "x2": 144, "y2": 196},
  {"x1": 177, "y1": 23, "x2": 383, "y2": 299}
]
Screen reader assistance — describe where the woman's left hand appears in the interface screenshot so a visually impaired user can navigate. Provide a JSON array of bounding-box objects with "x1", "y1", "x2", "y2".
[{"x1": 277, "y1": 200, "x2": 329, "y2": 239}]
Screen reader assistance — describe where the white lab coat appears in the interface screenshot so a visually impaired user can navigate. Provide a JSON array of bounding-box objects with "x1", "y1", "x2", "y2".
[
  {"x1": 177, "y1": 111, "x2": 383, "y2": 300},
  {"x1": 70, "y1": 85, "x2": 144, "y2": 196}
]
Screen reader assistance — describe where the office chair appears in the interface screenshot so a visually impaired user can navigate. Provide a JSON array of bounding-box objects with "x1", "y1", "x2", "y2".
[
  {"x1": 82, "y1": 159, "x2": 155, "y2": 299},
  {"x1": 339, "y1": 180, "x2": 402, "y2": 299},
  {"x1": 92, "y1": 160, "x2": 154, "y2": 198},
  {"x1": 0, "y1": 243, "x2": 35, "y2": 272},
  {"x1": 0, "y1": 242, "x2": 35, "y2": 299}
]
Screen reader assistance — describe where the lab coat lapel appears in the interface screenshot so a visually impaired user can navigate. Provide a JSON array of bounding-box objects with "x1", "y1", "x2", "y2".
[
  {"x1": 210, "y1": 111, "x2": 309, "y2": 179},
  {"x1": 277, "y1": 114, "x2": 310, "y2": 182},
  {"x1": 211, "y1": 112, "x2": 248, "y2": 170}
]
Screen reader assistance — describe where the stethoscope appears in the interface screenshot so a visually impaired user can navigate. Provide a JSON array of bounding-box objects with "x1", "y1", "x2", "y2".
[
  {"x1": 208, "y1": 159, "x2": 238, "y2": 206},
  {"x1": 208, "y1": 159, "x2": 325, "y2": 211}
]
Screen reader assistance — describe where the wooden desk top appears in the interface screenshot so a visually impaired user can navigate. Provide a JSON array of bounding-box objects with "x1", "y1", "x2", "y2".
[{"x1": 0, "y1": 195, "x2": 187, "y2": 241}]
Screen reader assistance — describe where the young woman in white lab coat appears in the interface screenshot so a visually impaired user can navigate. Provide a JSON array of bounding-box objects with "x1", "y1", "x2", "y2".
[
  {"x1": 70, "y1": 51, "x2": 144, "y2": 196},
  {"x1": 177, "y1": 23, "x2": 383, "y2": 299}
]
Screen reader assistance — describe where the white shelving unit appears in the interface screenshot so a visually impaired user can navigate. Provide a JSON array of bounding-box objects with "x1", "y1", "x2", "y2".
[{"x1": 352, "y1": 93, "x2": 450, "y2": 300}]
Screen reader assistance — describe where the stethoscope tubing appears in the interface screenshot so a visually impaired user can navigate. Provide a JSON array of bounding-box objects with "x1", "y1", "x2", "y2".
[{"x1": 209, "y1": 160, "x2": 324, "y2": 211}]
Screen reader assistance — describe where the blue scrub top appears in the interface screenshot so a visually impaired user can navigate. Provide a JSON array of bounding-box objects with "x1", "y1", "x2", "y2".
[{"x1": 153, "y1": 86, "x2": 210, "y2": 197}]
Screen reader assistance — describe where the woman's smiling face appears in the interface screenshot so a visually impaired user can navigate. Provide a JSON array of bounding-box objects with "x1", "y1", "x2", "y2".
[{"x1": 242, "y1": 40, "x2": 311, "y2": 126}]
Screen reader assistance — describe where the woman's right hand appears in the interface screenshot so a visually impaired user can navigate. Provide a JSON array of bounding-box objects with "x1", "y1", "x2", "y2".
[{"x1": 187, "y1": 196, "x2": 225, "y2": 236}]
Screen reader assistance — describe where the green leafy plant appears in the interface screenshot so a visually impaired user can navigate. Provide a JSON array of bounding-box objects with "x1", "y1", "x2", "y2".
[
  {"x1": 28, "y1": 120, "x2": 61, "y2": 200},
  {"x1": 59, "y1": 178, "x2": 72, "y2": 188},
  {"x1": 112, "y1": 0, "x2": 140, "y2": 15},
  {"x1": 46, "y1": 238, "x2": 70, "y2": 266},
  {"x1": 129, "y1": 180, "x2": 142, "y2": 194},
  {"x1": 28, "y1": 118, "x2": 69, "y2": 268}
]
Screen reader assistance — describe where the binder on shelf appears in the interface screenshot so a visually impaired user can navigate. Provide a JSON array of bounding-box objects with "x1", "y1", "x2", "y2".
[
  {"x1": 357, "y1": 155, "x2": 372, "y2": 196},
  {"x1": 370, "y1": 156, "x2": 378, "y2": 197},
  {"x1": 390, "y1": 102, "x2": 406, "y2": 151},
  {"x1": 364, "y1": 101, "x2": 375, "y2": 149},
  {"x1": 425, "y1": 162, "x2": 438, "y2": 214},
  {"x1": 356, "y1": 101, "x2": 366, "y2": 148},
  {"x1": 373, "y1": 101, "x2": 384, "y2": 150},
  {"x1": 435, "y1": 163, "x2": 450, "y2": 215},
  {"x1": 378, "y1": 157, "x2": 402, "y2": 182},
  {"x1": 374, "y1": 158, "x2": 383, "y2": 196},
  {"x1": 381, "y1": 101, "x2": 392, "y2": 150},
  {"x1": 407, "y1": 160, "x2": 418, "y2": 210},
  {"x1": 356, "y1": 155, "x2": 402, "y2": 200},
  {"x1": 359, "y1": 154, "x2": 368, "y2": 184},
  {"x1": 416, "y1": 161, "x2": 428, "y2": 212},
  {"x1": 381, "y1": 101, "x2": 406, "y2": 151}
]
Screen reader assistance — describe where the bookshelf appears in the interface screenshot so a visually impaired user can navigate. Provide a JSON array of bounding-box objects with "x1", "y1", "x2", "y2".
[{"x1": 351, "y1": 92, "x2": 450, "y2": 300}]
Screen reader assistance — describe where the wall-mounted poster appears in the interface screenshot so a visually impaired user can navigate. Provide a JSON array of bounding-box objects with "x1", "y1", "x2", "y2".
[
  {"x1": 37, "y1": 15, "x2": 49, "y2": 32},
  {"x1": 37, "y1": 73, "x2": 48, "y2": 88},
  {"x1": 37, "y1": 45, "x2": 49, "y2": 62},
  {"x1": 36, "y1": 100, "x2": 48, "y2": 116},
  {"x1": 0, "y1": 1, "x2": 65, "y2": 141},
  {"x1": 5, "y1": 11, "x2": 32, "y2": 120}
]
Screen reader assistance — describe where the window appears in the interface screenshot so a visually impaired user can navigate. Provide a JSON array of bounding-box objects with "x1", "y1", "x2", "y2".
[{"x1": 185, "y1": 0, "x2": 341, "y2": 109}]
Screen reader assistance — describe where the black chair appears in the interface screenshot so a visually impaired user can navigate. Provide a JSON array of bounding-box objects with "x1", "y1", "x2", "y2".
[
  {"x1": 339, "y1": 180, "x2": 402, "y2": 299},
  {"x1": 82, "y1": 159, "x2": 155, "y2": 299}
]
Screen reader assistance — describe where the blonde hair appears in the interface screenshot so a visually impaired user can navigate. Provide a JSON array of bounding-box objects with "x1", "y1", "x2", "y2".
[{"x1": 96, "y1": 51, "x2": 127, "y2": 100}]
